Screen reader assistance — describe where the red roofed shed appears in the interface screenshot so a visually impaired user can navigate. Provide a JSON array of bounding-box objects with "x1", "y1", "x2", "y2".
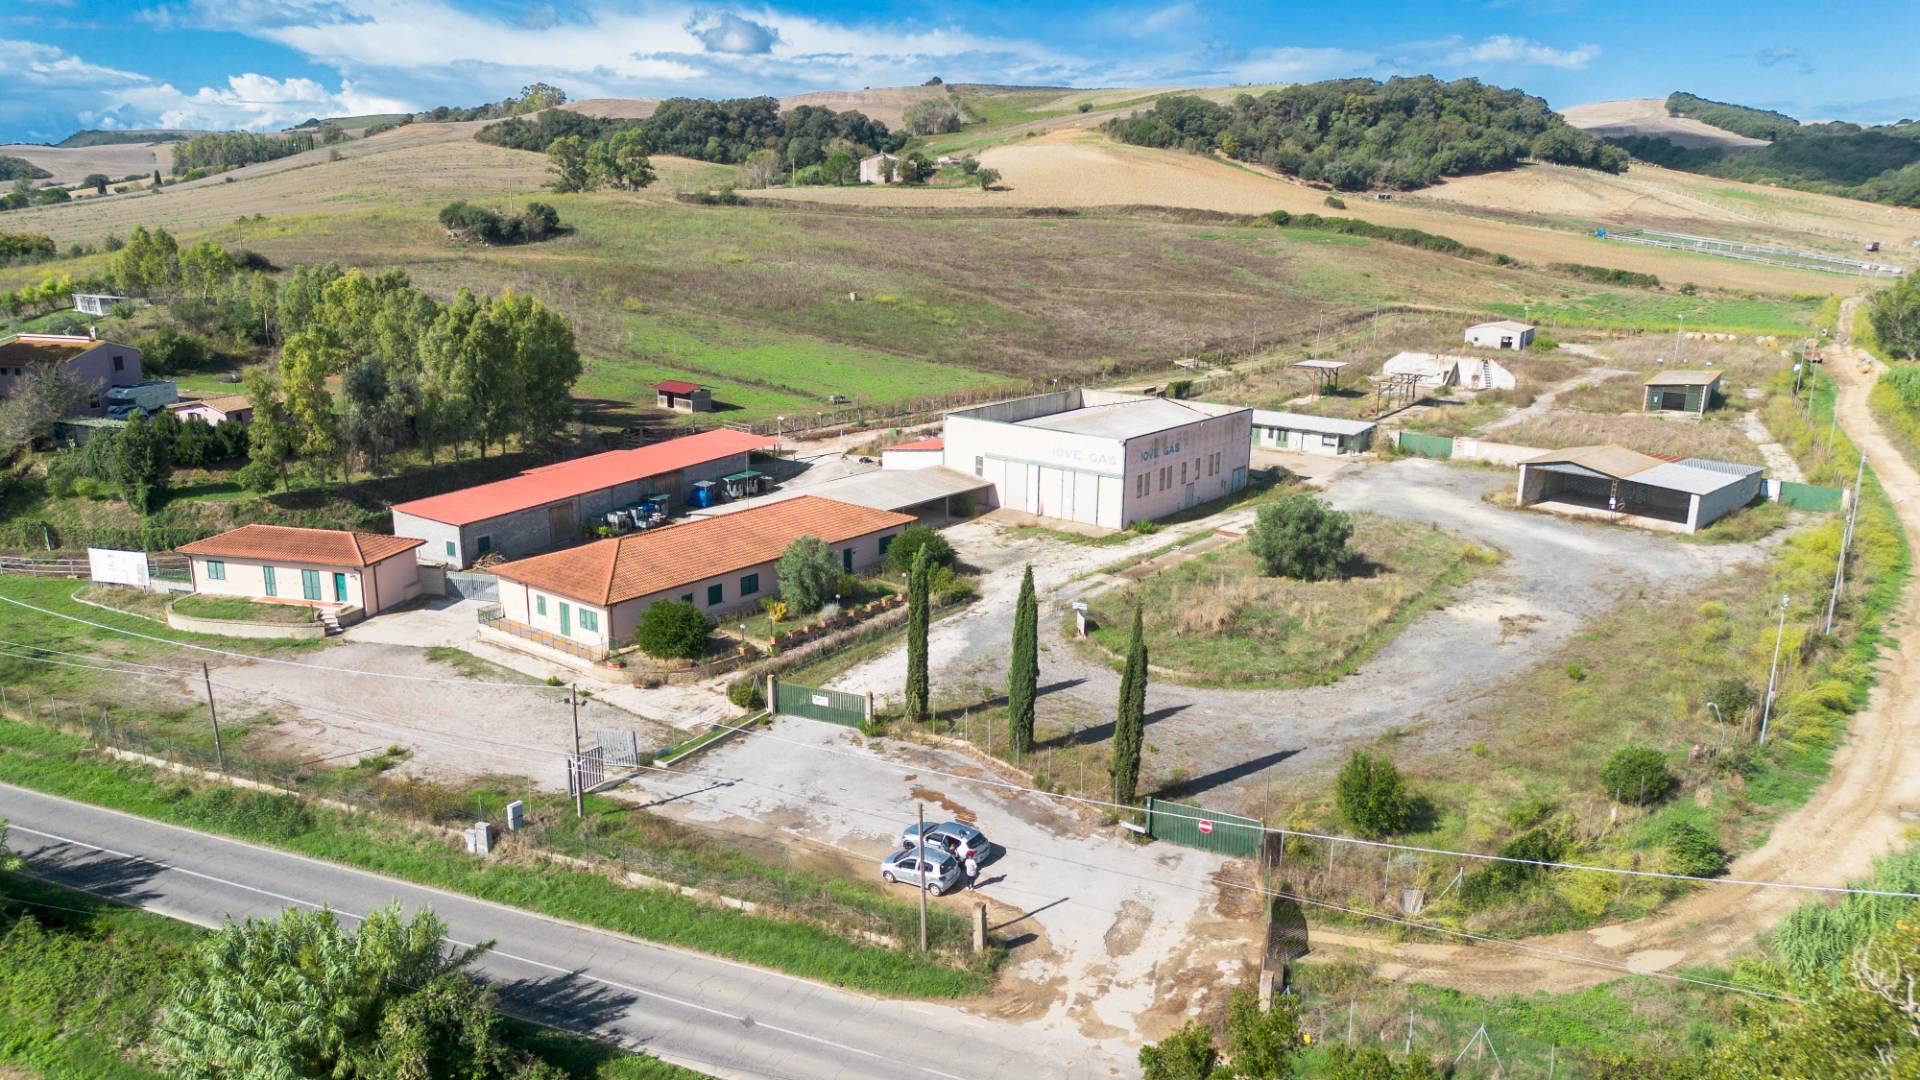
[{"x1": 654, "y1": 380, "x2": 712, "y2": 413}]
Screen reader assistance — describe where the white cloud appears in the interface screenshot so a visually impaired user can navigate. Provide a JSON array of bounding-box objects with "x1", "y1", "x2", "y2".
[
  {"x1": 686, "y1": 10, "x2": 779, "y2": 54},
  {"x1": 1442, "y1": 34, "x2": 1599, "y2": 70},
  {"x1": 0, "y1": 38, "x2": 149, "y2": 89}
]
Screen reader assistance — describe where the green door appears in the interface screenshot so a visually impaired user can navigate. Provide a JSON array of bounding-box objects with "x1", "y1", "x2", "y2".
[
  {"x1": 301, "y1": 569, "x2": 321, "y2": 601},
  {"x1": 333, "y1": 572, "x2": 348, "y2": 602},
  {"x1": 842, "y1": 547, "x2": 854, "y2": 572},
  {"x1": 559, "y1": 601, "x2": 572, "y2": 637}
]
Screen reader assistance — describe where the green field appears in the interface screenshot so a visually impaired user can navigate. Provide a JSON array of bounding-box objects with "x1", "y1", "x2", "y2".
[{"x1": 1488, "y1": 293, "x2": 1818, "y2": 335}]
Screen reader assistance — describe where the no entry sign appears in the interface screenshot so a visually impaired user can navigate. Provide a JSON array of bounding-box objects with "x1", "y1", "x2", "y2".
[{"x1": 1197, "y1": 820, "x2": 1213, "y2": 835}]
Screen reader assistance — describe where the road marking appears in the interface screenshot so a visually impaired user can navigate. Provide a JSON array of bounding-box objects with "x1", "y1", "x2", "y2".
[{"x1": 4, "y1": 820, "x2": 979, "y2": 1080}]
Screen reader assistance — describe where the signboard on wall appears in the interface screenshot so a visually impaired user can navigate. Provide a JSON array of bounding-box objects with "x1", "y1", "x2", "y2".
[{"x1": 87, "y1": 547, "x2": 149, "y2": 589}]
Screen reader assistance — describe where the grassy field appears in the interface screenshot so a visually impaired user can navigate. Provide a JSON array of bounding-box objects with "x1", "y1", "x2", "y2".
[
  {"x1": 1494, "y1": 411, "x2": 1767, "y2": 463},
  {"x1": 1080, "y1": 515, "x2": 1494, "y2": 687},
  {"x1": 0, "y1": 870, "x2": 703, "y2": 1079},
  {"x1": 171, "y1": 594, "x2": 318, "y2": 624},
  {"x1": 1488, "y1": 293, "x2": 1818, "y2": 335}
]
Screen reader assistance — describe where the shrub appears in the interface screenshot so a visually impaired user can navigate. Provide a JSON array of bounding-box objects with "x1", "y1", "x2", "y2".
[
  {"x1": 760, "y1": 597, "x2": 789, "y2": 623},
  {"x1": 1247, "y1": 494, "x2": 1353, "y2": 580},
  {"x1": 633, "y1": 600, "x2": 711, "y2": 660},
  {"x1": 1323, "y1": 195, "x2": 1347, "y2": 209},
  {"x1": 1659, "y1": 820, "x2": 1727, "y2": 877},
  {"x1": 1138, "y1": 1020, "x2": 1217, "y2": 1080},
  {"x1": 776, "y1": 536, "x2": 839, "y2": 614},
  {"x1": 1708, "y1": 675, "x2": 1758, "y2": 727},
  {"x1": 929, "y1": 563, "x2": 976, "y2": 605},
  {"x1": 1078, "y1": 102, "x2": 1093, "y2": 114},
  {"x1": 727, "y1": 678, "x2": 765, "y2": 710},
  {"x1": 1600, "y1": 746, "x2": 1676, "y2": 805},
  {"x1": 886, "y1": 523, "x2": 953, "y2": 573},
  {"x1": 1334, "y1": 749, "x2": 1412, "y2": 838}
]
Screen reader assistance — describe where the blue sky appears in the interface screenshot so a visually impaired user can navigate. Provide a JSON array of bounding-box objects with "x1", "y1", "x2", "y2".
[{"x1": 3, "y1": 0, "x2": 1917, "y2": 143}]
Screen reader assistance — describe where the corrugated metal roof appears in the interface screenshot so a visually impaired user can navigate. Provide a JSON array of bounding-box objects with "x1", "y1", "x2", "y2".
[
  {"x1": 1643, "y1": 369, "x2": 1723, "y2": 386},
  {"x1": 1250, "y1": 410, "x2": 1376, "y2": 436},
  {"x1": 1469, "y1": 320, "x2": 1535, "y2": 333},
  {"x1": 178, "y1": 524, "x2": 423, "y2": 567},
  {"x1": 700, "y1": 467, "x2": 992, "y2": 517},
  {"x1": 654, "y1": 380, "x2": 702, "y2": 394},
  {"x1": 1678, "y1": 457, "x2": 1764, "y2": 477},
  {"x1": 1015, "y1": 397, "x2": 1223, "y2": 440},
  {"x1": 1520, "y1": 445, "x2": 1668, "y2": 477},
  {"x1": 1630, "y1": 461, "x2": 1751, "y2": 496},
  {"x1": 492, "y1": 495, "x2": 913, "y2": 606},
  {"x1": 885, "y1": 437, "x2": 944, "y2": 453},
  {"x1": 391, "y1": 429, "x2": 776, "y2": 527}
]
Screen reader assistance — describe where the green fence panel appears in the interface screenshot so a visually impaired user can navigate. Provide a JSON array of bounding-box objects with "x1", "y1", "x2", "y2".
[
  {"x1": 1145, "y1": 797, "x2": 1263, "y2": 858},
  {"x1": 1396, "y1": 432, "x2": 1455, "y2": 459},
  {"x1": 1777, "y1": 481, "x2": 1844, "y2": 512},
  {"x1": 772, "y1": 679, "x2": 868, "y2": 727}
]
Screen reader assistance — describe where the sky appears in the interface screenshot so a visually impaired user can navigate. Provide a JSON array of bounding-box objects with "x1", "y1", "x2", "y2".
[{"x1": 2, "y1": 0, "x2": 1917, "y2": 143}]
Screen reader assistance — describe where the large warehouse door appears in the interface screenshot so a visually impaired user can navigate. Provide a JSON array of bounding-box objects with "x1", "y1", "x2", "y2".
[{"x1": 547, "y1": 503, "x2": 574, "y2": 543}]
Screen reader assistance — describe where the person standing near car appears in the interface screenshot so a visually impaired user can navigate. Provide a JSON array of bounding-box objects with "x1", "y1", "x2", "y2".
[{"x1": 964, "y1": 853, "x2": 980, "y2": 891}]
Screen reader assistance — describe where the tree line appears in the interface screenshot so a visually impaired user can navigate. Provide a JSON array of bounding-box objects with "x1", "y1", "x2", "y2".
[
  {"x1": 1104, "y1": 75, "x2": 1628, "y2": 191},
  {"x1": 168, "y1": 128, "x2": 345, "y2": 175},
  {"x1": 478, "y1": 95, "x2": 907, "y2": 169}
]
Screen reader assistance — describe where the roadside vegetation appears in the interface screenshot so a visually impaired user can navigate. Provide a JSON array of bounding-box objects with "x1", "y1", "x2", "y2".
[{"x1": 0, "y1": 869, "x2": 701, "y2": 1078}]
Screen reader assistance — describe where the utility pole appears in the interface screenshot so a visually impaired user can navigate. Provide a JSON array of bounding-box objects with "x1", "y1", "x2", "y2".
[
  {"x1": 1825, "y1": 454, "x2": 1867, "y2": 634},
  {"x1": 1759, "y1": 595, "x2": 1789, "y2": 746},
  {"x1": 570, "y1": 684, "x2": 584, "y2": 818},
  {"x1": 916, "y1": 802, "x2": 929, "y2": 953},
  {"x1": 202, "y1": 663, "x2": 226, "y2": 771}
]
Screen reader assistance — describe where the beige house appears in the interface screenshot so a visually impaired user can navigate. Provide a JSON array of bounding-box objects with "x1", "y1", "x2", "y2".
[
  {"x1": 859, "y1": 152, "x2": 899, "y2": 184},
  {"x1": 167, "y1": 393, "x2": 253, "y2": 426},
  {"x1": 489, "y1": 495, "x2": 914, "y2": 658},
  {"x1": 178, "y1": 524, "x2": 425, "y2": 617}
]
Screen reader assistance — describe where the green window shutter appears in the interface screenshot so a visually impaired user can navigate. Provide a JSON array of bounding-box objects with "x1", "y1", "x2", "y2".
[
  {"x1": 536, "y1": 595, "x2": 546, "y2": 616},
  {"x1": 262, "y1": 566, "x2": 276, "y2": 596},
  {"x1": 842, "y1": 548, "x2": 854, "y2": 571},
  {"x1": 207, "y1": 560, "x2": 225, "y2": 580},
  {"x1": 707, "y1": 583, "x2": 724, "y2": 606},
  {"x1": 740, "y1": 573, "x2": 759, "y2": 596},
  {"x1": 445, "y1": 541, "x2": 456, "y2": 557}
]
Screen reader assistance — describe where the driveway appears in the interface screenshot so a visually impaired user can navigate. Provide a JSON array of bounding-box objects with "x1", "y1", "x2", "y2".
[
  {"x1": 827, "y1": 459, "x2": 1767, "y2": 814},
  {"x1": 627, "y1": 719, "x2": 1264, "y2": 1044}
]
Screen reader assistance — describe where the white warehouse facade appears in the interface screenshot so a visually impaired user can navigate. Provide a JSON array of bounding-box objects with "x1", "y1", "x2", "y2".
[{"x1": 941, "y1": 390, "x2": 1251, "y2": 529}]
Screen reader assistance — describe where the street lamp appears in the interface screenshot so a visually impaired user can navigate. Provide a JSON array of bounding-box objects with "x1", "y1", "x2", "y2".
[
  {"x1": 1759, "y1": 595, "x2": 1790, "y2": 746},
  {"x1": 1706, "y1": 701, "x2": 1725, "y2": 755}
]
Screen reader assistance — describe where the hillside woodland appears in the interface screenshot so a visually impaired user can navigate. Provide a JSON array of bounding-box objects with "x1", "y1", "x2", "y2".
[
  {"x1": 477, "y1": 96, "x2": 907, "y2": 167},
  {"x1": 1611, "y1": 92, "x2": 1920, "y2": 207},
  {"x1": 1104, "y1": 75, "x2": 1628, "y2": 191}
]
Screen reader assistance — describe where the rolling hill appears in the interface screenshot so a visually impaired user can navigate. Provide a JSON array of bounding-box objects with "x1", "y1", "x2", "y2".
[{"x1": 1561, "y1": 99, "x2": 1768, "y2": 151}]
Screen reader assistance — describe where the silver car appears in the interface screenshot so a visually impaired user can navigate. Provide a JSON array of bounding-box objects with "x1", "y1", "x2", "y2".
[
  {"x1": 900, "y1": 821, "x2": 992, "y2": 862},
  {"x1": 881, "y1": 846, "x2": 962, "y2": 895}
]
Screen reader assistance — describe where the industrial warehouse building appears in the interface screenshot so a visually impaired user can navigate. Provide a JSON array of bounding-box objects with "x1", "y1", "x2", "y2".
[
  {"x1": 488, "y1": 496, "x2": 912, "y2": 658},
  {"x1": 1464, "y1": 320, "x2": 1535, "y2": 350},
  {"x1": 1644, "y1": 370, "x2": 1723, "y2": 415},
  {"x1": 392, "y1": 429, "x2": 775, "y2": 568},
  {"x1": 941, "y1": 390, "x2": 1251, "y2": 529},
  {"x1": 1516, "y1": 445, "x2": 1764, "y2": 534},
  {"x1": 1251, "y1": 410, "x2": 1376, "y2": 456}
]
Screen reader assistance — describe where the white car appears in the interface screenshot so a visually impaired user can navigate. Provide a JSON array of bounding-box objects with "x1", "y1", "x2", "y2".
[{"x1": 881, "y1": 846, "x2": 962, "y2": 895}]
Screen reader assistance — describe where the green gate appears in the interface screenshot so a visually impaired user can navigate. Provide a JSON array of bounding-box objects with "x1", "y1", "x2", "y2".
[
  {"x1": 1145, "y1": 797, "x2": 1263, "y2": 858},
  {"x1": 1777, "y1": 481, "x2": 1844, "y2": 512},
  {"x1": 1395, "y1": 432, "x2": 1455, "y2": 459},
  {"x1": 771, "y1": 679, "x2": 870, "y2": 727}
]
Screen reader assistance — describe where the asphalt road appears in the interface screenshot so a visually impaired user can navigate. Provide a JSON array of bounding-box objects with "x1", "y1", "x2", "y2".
[{"x1": 0, "y1": 782, "x2": 1127, "y2": 1080}]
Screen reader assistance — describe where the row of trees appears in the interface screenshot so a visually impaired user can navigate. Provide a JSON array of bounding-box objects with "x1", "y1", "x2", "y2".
[
  {"x1": 169, "y1": 128, "x2": 344, "y2": 175},
  {"x1": 438, "y1": 200, "x2": 562, "y2": 244},
  {"x1": 241, "y1": 266, "x2": 580, "y2": 487},
  {"x1": 480, "y1": 96, "x2": 908, "y2": 170},
  {"x1": 1106, "y1": 76, "x2": 1628, "y2": 191},
  {"x1": 1869, "y1": 270, "x2": 1920, "y2": 358}
]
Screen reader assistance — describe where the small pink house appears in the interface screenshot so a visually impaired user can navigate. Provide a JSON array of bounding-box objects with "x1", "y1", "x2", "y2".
[
  {"x1": 177, "y1": 524, "x2": 425, "y2": 617},
  {"x1": 167, "y1": 393, "x2": 253, "y2": 426},
  {"x1": 0, "y1": 333, "x2": 142, "y2": 415}
]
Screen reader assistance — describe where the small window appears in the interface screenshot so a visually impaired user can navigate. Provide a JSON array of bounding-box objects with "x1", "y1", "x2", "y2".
[
  {"x1": 579, "y1": 609, "x2": 599, "y2": 633},
  {"x1": 740, "y1": 573, "x2": 759, "y2": 596},
  {"x1": 707, "y1": 583, "x2": 724, "y2": 606},
  {"x1": 112, "y1": 356, "x2": 124, "y2": 371},
  {"x1": 973, "y1": 455, "x2": 984, "y2": 477},
  {"x1": 476, "y1": 535, "x2": 492, "y2": 555},
  {"x1": 680, "y1": 593, "x2": 694, "y2": 604},
  {"x1": 445, "y1": 540, "x2": 456, "y2": 557},
  {"x1": 262, "y1": 566, "x2": 277, "y2": 596},
  {"x1": 1179, "y1": 461, "x2": 1187, "y2": 484},
  {"x1": 1321, "y1": 434, "x2": 1340, "y2": 448},
  {"x1": 536, "y1": 595, "x2": 546, "y2": 616},
  {"x1": 88, "y1": 394, "x2": 100, "y2": 409},
  {"x1": 878, "y1": 535, "x2": 893, "y2": 556},
  {"x1": 205, "y1": 560, "x2": 225, "y2": 581}
]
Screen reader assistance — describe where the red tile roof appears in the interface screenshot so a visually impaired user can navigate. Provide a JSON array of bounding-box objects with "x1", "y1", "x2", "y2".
[
  {"x1": 886, "y1": 437, "x2": 943, "y2": 452},
  {"x1": 178, "y1": 524, "x2": 423, "y2": 567},
  {"x1": 492, "y1": 495, "x2": 913, "y2": 606},
  {"x1": 391, "y1": 429, "x2": 776, "y2": 527},
  {"x1": 654, "y1": 380, "x2": 703, "y2": 395}
]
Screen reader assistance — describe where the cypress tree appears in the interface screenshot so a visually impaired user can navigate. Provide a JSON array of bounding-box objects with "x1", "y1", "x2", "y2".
[
  {"x1": 1110, "y1": 606, "x2": 1147, "y2": 807},
  {"x1": 1007, "y1": 564, "x2": 1038, "y2": 755},
  {"x1": 905, "y1": 544, "x2": 930, "y2": 725}
]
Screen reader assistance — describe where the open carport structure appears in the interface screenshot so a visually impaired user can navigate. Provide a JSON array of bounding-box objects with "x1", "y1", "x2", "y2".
[{"x1": 1516, "y1": 445, "x2": 1764, "y2": 533}]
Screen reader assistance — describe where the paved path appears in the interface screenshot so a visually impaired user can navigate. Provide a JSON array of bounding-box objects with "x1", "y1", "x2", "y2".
[{"x1": 0, "y1": 783, "x2": 1129, "y2": 1080}]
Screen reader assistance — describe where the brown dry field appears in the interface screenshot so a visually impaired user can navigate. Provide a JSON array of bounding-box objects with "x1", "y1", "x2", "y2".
[
  {"x1": 1560, "y1": 98, "x2": 1771, "y2": 150},
  {"x1": 562, "y1": 97, "x2": 660, "y2": 120},
  {"x1": 777, "y1": 86, "x2": 950, "y2": 128},
  {"x1": 761, "y1": 128, "x2": 1893, "y2": 293},
  {"x1": 1, "y1": 140, "x2": 175, "y2": 185}
]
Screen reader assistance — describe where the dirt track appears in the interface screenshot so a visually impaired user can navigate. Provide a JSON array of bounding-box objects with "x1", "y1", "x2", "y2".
[{"x1": 1347, "y1": 296, "x2": 1920, "y2": 994}]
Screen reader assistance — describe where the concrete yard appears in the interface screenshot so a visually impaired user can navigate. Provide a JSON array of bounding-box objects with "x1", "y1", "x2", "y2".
[{"x1": 624, "y1": 718, "x2": 1264, "y2": 1043}]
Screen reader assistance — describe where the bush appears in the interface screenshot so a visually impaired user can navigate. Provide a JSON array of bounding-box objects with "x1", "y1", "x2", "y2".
[
  {"x1": 1138, "y1": 1021, "x2": 1217, "y2": 1080},
  {"x1": 1077, "y1": 102, "x2": 1093, "y2": 114},
  {"x1": 776, "y1": 536, "x2": 839, "y2": 614},
  {"x1": 1708, "y1": 675, "x2": 1758, "y2": 727},
  {"x1": 1600, "y1": 746, "x2": 1676, "y2": 805},
  {"x1": 886, "y1": 523, "x2": 953, "y2": 574},
  {"x1": 437, "y1": 200, "x2": 563, "y2": 245},
  {"x1": 1247, "y1": 494, "x2": 1353, "y2": 580},
  {"x1": 929, "y1": 563, "x2": 976, "y2": 606},
  {"x1": 633, "y1": 600, "x2": 711, "y2": 660},
  {"x1": 727, "y1": 678, "x2": 765, "y2": 710},
  {"x1": 1323, "y1": 195, "x2": 1347, "y2": 209},
  {"x1": 1334, "y1": 749, "x2": 1412, "y2": 838},
  {"x1": 1659, "y1": 820, "x2": 1727, "y2": 877}
]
